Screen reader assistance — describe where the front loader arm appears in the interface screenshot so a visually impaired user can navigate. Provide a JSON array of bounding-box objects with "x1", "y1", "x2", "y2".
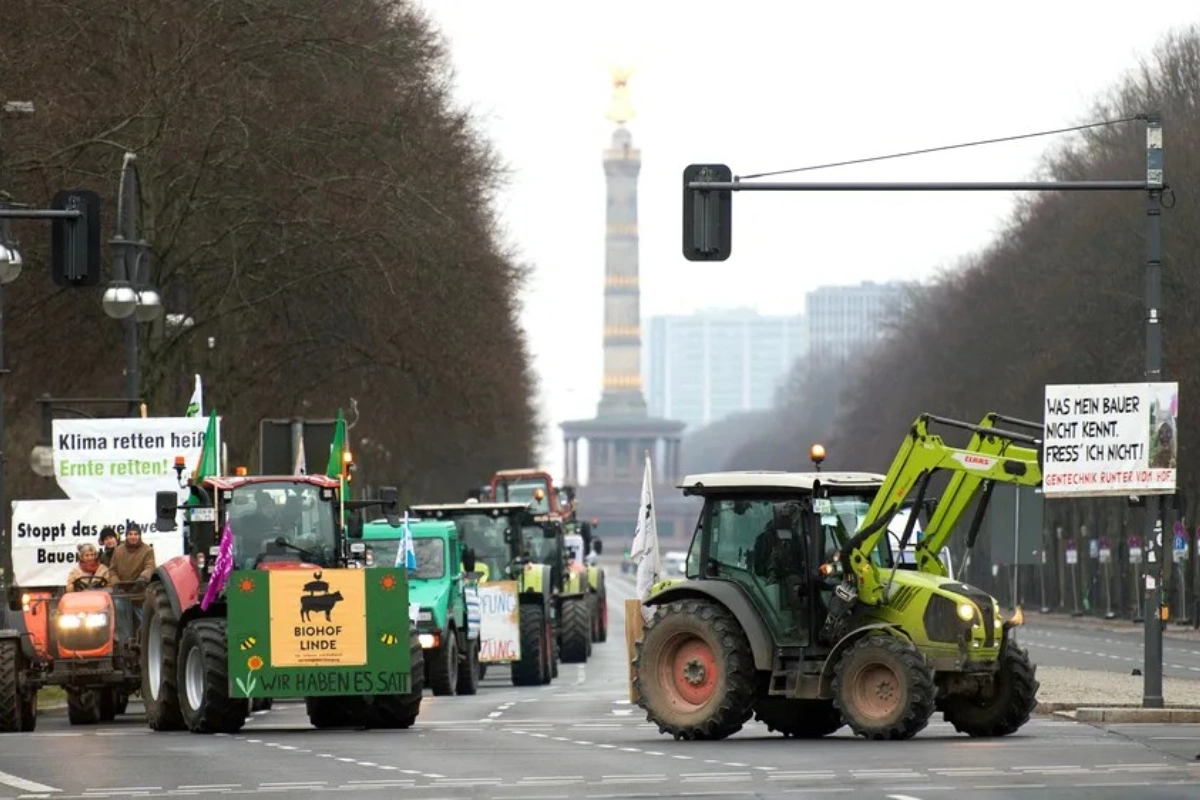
[
  {"x1": 914, "y1": 413, "x2": 1044, "y2": 576},
  {"x1": 841, "y1": 413, "x2": 1043, "y2": 606}
]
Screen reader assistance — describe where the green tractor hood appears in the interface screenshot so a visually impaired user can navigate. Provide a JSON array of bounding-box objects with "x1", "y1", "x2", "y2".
[{"x1": 410, "y1": 579, "x2": 452, "y2": 630}]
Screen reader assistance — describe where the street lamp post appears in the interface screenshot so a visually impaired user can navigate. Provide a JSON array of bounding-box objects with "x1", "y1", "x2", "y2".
[{"x1": 101, "y1": 152, "x2": 161, "y2": 415}]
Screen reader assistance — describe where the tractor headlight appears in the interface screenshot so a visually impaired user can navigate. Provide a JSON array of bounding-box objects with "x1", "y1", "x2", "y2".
[
  {"x1": 956, "y1": 602, "x2": 975, "y2": 622},
  {"x1": 58, "y1": 612, "x2": 108, "y2": 630}
]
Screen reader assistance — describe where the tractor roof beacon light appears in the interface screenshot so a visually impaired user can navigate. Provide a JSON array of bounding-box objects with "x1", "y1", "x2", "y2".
[
  {"x1": 810, "y1": 444, "x2": 826, "y2": 471},
  {"x1": 172, "y1": 455, "x2": 187, "y2": 484},
  {"x1": 235, "y1": 466, "x2": 248, "y2": 477}
]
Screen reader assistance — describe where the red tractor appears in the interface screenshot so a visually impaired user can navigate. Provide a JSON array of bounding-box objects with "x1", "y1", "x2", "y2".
[{"x1": 1, "y1": 577, "x2": 143, "y2": 732}]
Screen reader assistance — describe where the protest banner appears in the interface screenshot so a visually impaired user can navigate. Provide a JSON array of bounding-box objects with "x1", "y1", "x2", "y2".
[
  {"x1": 51, "y1": 416, "x2": 218, "y2": 500},
  {"x1": 10, "y1": 498, "x2": 185, "y2": 586},
  {"x1": 1043, "y1": 382, "x2": 1178, "y2": 498},
  {"x1": 476, "y1": 581, "x2": 521, "y2": 663}
]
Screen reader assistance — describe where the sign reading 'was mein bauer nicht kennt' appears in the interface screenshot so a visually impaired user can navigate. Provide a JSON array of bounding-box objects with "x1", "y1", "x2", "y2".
[{"x1": 1042, "y1": 382, "x2": 1178, "y2": 499}]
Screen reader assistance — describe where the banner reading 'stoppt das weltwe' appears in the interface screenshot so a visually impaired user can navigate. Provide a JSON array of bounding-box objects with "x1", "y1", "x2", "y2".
[{"x1": 9, "y1": 498, "x2": 185, "y2": 586}]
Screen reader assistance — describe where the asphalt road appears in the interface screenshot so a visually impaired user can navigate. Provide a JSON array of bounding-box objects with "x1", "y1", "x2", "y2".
[
  {"x1": 0, "y1": 572, "x2": 1197, "y2": 799},
  {"x1": 1020, "y1": 620, "x2": 1200, "y2": 679}
]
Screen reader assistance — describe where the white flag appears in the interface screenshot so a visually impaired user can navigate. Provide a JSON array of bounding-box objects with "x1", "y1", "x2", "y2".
[
  {"x1": 629, "y1": 452, "x2": 662, "y2": 605},
  {"x1": 185, "y1": 374, "x2": 203, "y2": 417}
]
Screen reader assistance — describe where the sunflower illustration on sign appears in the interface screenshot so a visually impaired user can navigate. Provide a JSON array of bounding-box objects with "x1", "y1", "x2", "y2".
[
  {"x1": 235, "y1": 653, "x2": 264, "y2": 697},
  {"x1": 380, "y1": 573, "x2": 398, "y2": 591}
]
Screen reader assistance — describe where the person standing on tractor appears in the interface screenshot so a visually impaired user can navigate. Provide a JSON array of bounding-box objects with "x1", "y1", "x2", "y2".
[
  {"x1": 111, "y1": 524, "x2": 156, "y2": 625},
  {"x1": 65, "y1": 543, "x2": 113, "y2": 592},
  {"x1": 98, "y1": 527, "x2": 119, "y2": 567}
]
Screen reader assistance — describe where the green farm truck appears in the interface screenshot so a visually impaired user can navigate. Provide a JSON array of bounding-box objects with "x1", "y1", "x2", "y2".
[
  {"x1": 361, "y1": 518, "x2": 483, "y2": 696},
  {"x1": 633, "y1": 412, "x2": 1043, "y2": 742}
]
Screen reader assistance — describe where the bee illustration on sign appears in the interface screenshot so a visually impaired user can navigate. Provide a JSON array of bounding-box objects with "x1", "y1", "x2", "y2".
[
  {"x1": 299, "y1": 570, "x2": 344, "y2": 622},
  {"x1": 239, "y1": 636, "x2": 258, "y2": 651},
  {"x1": 378, "y1": 631, "x2": 399, "y2": 646}
]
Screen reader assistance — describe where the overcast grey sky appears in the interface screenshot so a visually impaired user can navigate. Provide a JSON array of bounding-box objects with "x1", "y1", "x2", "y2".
[{"x1": 417, "y1": 0, "x2": 1199, "y2": 482}]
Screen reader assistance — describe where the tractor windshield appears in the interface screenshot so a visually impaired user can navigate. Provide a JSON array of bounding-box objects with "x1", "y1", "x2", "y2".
[
  {"x1": 818, "y1": 493, "x2": 893, "y2": 568},
  {"x1": 367, "y1": 537, "x2": 446, "y2": 579},
  {"x1": 227, "y1": 481, "x2": 337, "y2": 569},
  {"x1": 521, "y1": 525, "x2": 557, "y2": 563},
  {"x1": 494, "y1": 477, "x2": 551, "y2": 513},
  {"x1": 453, "y1": 514, "x2": 512, "y2": 580}
]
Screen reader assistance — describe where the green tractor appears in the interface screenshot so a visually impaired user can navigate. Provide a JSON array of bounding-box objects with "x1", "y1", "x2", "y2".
[
  {"x1": 408, "y1": 501, "x2": 560, "y2": 686},
  {"x1": 361, "y1": 518, "x2": 483, "y2": 696},
  {"x1": 633, "y1": 412, "x2": 1043, "y2": 742}
]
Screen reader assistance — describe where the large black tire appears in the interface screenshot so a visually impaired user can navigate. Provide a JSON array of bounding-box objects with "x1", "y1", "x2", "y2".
[
  {"x1": 456, "y1": 637, "x2": 480, "y2": 696},
  {"x1": 0, "y1": 640, "x2": 33, "y2": 733},
  {"x1": 426, "y1": 629, "x2": 458, "y2": 696},
  {"x1": 306, "y1": 697, "x2": 365, "y2": 729},
  {"x1": 753, "y1": 698, "x2": 844, "y2": 738},
  {"x1": 633, "y1": 599, "x2": 758, "y2": 741},
  {"x1": 67, "y1": 689, "x2": 102, "y2": 725},
  {"x1": 560, "y1": 597, "x2": 591, "y2": 664},
  {"x1": 511, "y1": 605, "x2": 547, "y2": 687},
  {"x1": 98, "y1": 689, "x2": 119, "y2": 722},
  {"x1": 176, "y1": 618, "x2": 248, "y2": 734},
  {"x1": 141, "y1": 583, "x2": 185, "y2": 731},
  {"x1": 595, "y1": 581, "x2": 608, "y2": 643},
  {"x1": 941, "y1": 638, "x2": 1039, "y2": 737},
  {"x1": 368, "y1": 629, "x2": 424, "y2": 729},
  {"x1": 832, "y1": 633, "x2": 936, "y2": 741}
]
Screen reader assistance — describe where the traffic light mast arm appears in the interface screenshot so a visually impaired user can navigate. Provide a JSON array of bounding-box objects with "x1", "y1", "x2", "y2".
[
  {"x1": 840, "y1": 413, "x2": 1043, "y2": 606},
  {"x1": 913, "y1": 413, "x2": 1044, "y2": 576}
]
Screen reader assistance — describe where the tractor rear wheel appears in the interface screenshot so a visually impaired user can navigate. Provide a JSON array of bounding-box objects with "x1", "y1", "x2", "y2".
[
  {"x1": 754, "y1": 698, "x2": 844, "y2": 738},
  {"x1": 0, "y1": 640, "x2": 32, "y2": 733},
  {"x1": 633, "y1": 599, "x2": 758, "y2": 741},
  {"x1": 511, "y1": 605, "x2": 547, "y2": 687},
  {"x1": 368, "y1": 627, "x2": 424, "y2": 729},
  {"x1": 427, "y1": 629, "x2": 459, "y2": 696},
  {"x1": 177, "y1": 618, "x2": 248, "y2": 734},
  {"x1": 832, "y1": 633, "x2": 936, "y2": 741},
  {"x1": 141, "y1": 583, "x2": 185, "y2": 731},
  {"x1": 560, "y1": 597, "x2": 591, "y2": 663},
  {"x1": 596, "y1": 581, "x2": 608, "y2": 643},
  {"x1": 941, "y1": 637, "x2": 1039, "y2": 737},
  {"x1": 456, "y1": 637, "x2": 480, "y2": 696}
]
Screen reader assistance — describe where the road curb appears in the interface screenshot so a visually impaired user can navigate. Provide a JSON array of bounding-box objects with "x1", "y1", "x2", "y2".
[{"x1": 1049, "y1": 705, "x2": 1200, "y2": 722}]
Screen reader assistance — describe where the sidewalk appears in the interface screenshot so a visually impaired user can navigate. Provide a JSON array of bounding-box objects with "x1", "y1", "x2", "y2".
[
  {"x1": 1036, "y1": 665, "x2": 1200, "y2": 720},
  {"x1": 1023, "y1": 609, "x2": 1200, "y2": 640}
]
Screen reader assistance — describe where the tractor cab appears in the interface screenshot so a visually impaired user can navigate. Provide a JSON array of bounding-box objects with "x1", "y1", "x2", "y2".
[{"x1": 408, "y1": 502, "x2": 552, "y2": 584}]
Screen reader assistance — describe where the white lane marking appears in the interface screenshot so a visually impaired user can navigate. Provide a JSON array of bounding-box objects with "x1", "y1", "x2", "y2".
[
  {"x1": 0, "y1": 768, "x2": 61, "y2": 794},
  {"x1": 885, "y1": 795, "x2": 926, "y2": 800}
]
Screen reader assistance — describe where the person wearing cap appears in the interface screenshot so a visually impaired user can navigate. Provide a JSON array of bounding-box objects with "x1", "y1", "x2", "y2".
[
  {"x1": 110, "y1": 523, "x2": 156, "y2": 586},
  {"x1": 66, "y1": 543, "x2": 113, "y2": 592},
  {"x1": 98, "y1": 527, "x2": 119, "y2": 567}
]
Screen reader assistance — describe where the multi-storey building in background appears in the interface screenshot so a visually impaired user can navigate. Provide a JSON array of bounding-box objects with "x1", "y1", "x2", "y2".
[
  {"x1": 804, "y1": 280, "x2": 915, "y2": 364},
  {"x1": 645, "y1": 308, "x2": 807, "y2": 432}
]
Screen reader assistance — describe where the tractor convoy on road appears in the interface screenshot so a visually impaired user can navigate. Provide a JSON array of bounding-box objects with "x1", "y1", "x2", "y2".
[{"x1": 2, "y1": 405, "x2": 1046, "y2": 746}]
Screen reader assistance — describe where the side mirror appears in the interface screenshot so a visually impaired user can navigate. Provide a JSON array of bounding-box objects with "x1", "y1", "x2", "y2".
[
  {"x1": 543, "y1": 524, "x2": 557, "y2": 539},
  {"x1": 156, "y1": 491, "x2": 179, "y2": 532},
  {"x1": 379, "y1": 486, "x2": 400, "y2": 526},
  {"x1": 592, "y1": 538, "x2": 603, "y2": 555},
  {"x1": 347, "y1": 515, "x2": 364, "y2": 539},
  {"x1": 462, "y1": 547, "x2": 477, "y2": 574}
]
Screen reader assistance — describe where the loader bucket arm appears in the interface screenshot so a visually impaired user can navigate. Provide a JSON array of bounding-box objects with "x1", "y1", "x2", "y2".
[
  {"x1": 913, "y1": 412, "x2": 1044, "y2": 576},
  {"x1": 842, "y1": 413, "x2": 1043, "y2": 605}
]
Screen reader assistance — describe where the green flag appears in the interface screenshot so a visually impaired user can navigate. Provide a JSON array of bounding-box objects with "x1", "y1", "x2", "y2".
[
  {"x1": 325, "y1": 409, "x2": 347, "y2": 478},
  {"x1": 194, "y1": 411, "x2": 220, "y2": 481}
]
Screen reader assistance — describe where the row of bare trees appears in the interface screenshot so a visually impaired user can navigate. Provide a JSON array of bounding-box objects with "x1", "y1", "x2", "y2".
[
  {"x1": 728, "y1": 24, "x2": 1200, "y2": 610},
  {"x1": 0, "y1": 0, "x2": 539, "y2": 503}
]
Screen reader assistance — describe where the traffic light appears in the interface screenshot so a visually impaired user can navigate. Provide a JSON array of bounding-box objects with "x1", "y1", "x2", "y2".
[
  {"x1": 50, "y1": 190, "x2": 101, "y2": 286},
  {"x1": 682, "y1": 164, "x2": 732, "y2": 262}
]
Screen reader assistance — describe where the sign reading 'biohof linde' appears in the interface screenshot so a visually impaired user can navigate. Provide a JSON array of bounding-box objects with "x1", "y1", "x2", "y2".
[
  {"x1": 1042, "y1": 382, "x2": 1179, "y2": 498},
  {"x1": 51, "y1": 416, "x2": 216, "y2": 500}
]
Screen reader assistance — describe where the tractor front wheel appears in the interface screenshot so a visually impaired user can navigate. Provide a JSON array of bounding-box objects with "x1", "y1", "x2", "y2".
[
  {"x1": 426, "y1": 630, "x2": 459, "y2": 696},
  {"x1": 633, "y1": 599, "x2": 758, "y2": 741},
  {"x1": 141, "y1": 583, "x2": 185, "y2": 731},
  {"x1": 941, "y1": 638, "x2": 1039, "y2": 737},
  {"x1": 0, "y1": 639, "x2": 34, "y2": 733},
  {"x1": 754, "y1": 698, "x2": 844, "y2": 738},
  {"x1": 67, "y1": 689, "x2": 101, "y2": 725},
  {"x1": 832, "y1": 633, "x2": 936, "y2": 741},
  {"x1": 177, "y1": 618, "x2": 248, "y2": 734},
  {"x1": 511, "y1": 605, "x2": 547, "y2": 687},
  {"x1": 560, "y1": 597, "x2": 591, "y2": 663},
  {"x1": 456, "y1": 637, "x2": 481, "y2": 696}
]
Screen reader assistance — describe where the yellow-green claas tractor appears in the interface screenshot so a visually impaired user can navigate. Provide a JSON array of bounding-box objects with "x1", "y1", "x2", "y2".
[{"x1": 633, "y1": 412, "x2": 1043, "y2": 742}]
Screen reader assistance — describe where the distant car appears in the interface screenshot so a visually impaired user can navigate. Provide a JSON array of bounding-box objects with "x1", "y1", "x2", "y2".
[{"x1": 663, "y1": 550, "x2": 687, "y2": 576}]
